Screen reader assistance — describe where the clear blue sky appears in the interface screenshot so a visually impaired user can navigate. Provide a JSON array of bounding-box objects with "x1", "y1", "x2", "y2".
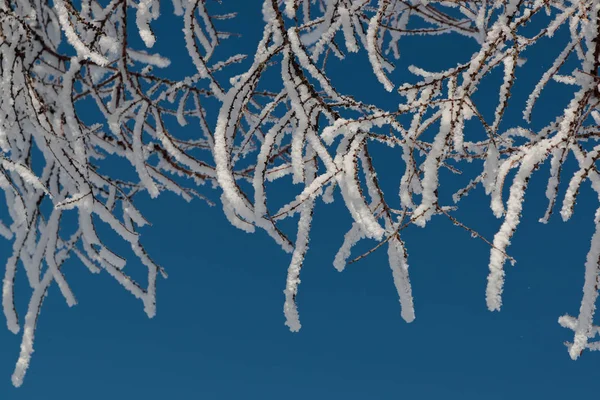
[{"x1": 1, "y1": 1, "x2": 599, "y2": 398}]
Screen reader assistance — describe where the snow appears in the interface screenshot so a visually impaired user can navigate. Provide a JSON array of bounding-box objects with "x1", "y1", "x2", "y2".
[{"x1": 4, "y1": 0, "x2": 600, "y2": 385}]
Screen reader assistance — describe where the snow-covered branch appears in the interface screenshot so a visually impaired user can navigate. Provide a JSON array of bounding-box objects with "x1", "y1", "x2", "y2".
[{"x1": 3, "y1": 0, "x2": 600, "y2": 386}]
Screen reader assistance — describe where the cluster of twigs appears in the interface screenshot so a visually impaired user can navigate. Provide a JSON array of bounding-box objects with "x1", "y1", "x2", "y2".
[
  {"x1": 2, "y1": 0, "x2": 600, "y2": 386},
  {"x1": 0, "y1": 0, "x2": 248, "y2": 386},
  {"x1": 215, "y1": 0, "x2": 600, "y2": 361}
]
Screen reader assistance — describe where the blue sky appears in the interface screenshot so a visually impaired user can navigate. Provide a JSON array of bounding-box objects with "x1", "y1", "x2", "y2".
[{"x1": 1, "y1": 1, "x2": 600, "y2": 398}]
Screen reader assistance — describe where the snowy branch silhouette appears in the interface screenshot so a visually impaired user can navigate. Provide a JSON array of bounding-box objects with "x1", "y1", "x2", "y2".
[{"x1": 1, "y1": 0, "x2": 600, "y2": 386}]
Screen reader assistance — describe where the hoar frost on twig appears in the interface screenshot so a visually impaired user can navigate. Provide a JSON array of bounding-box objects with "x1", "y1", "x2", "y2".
[{"x1": 4, "y1": 0, "x2": 600, "y2": 387}]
